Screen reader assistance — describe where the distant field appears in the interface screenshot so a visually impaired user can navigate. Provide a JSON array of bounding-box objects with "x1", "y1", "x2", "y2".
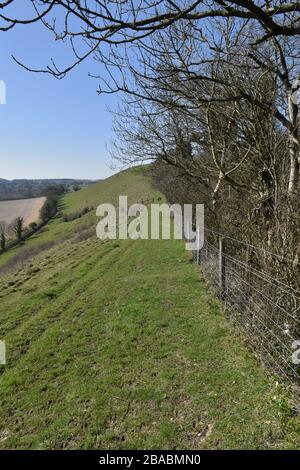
[{"x1": 0, "y1": 197, "x2": 45, "y2": 227}]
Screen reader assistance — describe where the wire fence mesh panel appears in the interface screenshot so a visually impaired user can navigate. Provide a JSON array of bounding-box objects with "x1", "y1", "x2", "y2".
[{"x1": 194, "y1": 230, "x2": 300, "y2": 385}]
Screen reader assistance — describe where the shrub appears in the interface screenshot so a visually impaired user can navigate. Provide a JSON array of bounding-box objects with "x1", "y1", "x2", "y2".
[
  {"x1": 72, "y1": 227, "x2": 95, "y2": 243},
  {"x1": 0, "y1": 221, "x2": 7, "y2": 252},
  {"x1": 40, "y1": 195, "x2": 58, "y2": 223},
  {"x1": 62, "y1": 206, "x2": 92, "y2": 222},
  {"x1": 11, "y1": 217, "x2": 24, "y2": 241}
]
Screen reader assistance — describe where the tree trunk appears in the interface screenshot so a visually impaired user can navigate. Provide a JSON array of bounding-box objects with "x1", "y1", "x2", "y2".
[{"x1": 287, "y1": 84, "x2": 299, "y2": 195}]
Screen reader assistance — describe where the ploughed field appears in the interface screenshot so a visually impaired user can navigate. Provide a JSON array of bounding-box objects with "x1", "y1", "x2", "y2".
[{"x1": 0, "y1": 197, "x2": 45, "y2": 226}]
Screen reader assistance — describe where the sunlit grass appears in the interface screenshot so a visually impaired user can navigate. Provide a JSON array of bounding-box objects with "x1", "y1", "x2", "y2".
[{"x1": 0, "y1": 166, "x2": 299, "y2": 449}]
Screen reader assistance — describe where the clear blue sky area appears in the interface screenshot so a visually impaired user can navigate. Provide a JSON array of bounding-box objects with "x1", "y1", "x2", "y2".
[{"x1": 0, "y1": 5, "x2": 117, "y2": 181}]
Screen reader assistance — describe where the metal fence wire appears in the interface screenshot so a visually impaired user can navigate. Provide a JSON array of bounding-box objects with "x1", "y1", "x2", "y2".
[{"x1": 192, "y1": 228, "x2": 300, "y2": 385}]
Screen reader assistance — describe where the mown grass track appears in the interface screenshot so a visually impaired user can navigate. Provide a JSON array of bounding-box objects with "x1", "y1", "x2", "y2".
[{"x1": 0, "y1": 167, "x2": 300, "y2": 449}]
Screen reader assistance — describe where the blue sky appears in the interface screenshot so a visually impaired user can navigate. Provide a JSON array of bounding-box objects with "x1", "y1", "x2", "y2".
[{"x1": 0, "y1": 7, "x2": 117, "y2": 181}]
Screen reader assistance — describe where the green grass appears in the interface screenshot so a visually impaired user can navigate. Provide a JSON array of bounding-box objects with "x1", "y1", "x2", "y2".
[{"x1": 0, "y1": 166, "x2": 299, "y2": 449}]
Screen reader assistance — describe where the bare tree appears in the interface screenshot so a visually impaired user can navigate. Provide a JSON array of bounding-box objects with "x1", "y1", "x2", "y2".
[
  {"x1": 109, "y1": 17, "x2": 300, "y2": 264},
  {"x1": 0, "y1": 2, "x2": 299, "y2": 190},
  {"x1": 106, "y1": 16, "x2": 299, "y2": 192},
  {"x1": 1, "y1": 2, "x2": 299, "y2": 58},
  {"x1": 0, "y1": 221, "x2": 7, "y2": 251},
  {"x1": 11, "y1": 217, "x2": 24, "y2": 242}
]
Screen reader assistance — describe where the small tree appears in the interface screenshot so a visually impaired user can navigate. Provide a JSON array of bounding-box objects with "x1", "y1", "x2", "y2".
[
  {"x1": 40, "y1": 196, "x2": 58, "y2": 223},
  {"x1": 12, "y1": 217, "x2": 24, "y2": 241},
  {"x1": 0, "y1": 221, "x2": 7, "y2": 251}
]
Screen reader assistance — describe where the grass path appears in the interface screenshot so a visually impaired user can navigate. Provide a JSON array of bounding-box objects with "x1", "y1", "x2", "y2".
[{"x1": 0, "y1": 168, "x2": 300, "y2": 449}]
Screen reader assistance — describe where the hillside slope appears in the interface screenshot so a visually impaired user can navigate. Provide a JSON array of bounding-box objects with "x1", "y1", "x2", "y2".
[{"x1": 0, "y1": 167, "x2": 299, "y2": 449}]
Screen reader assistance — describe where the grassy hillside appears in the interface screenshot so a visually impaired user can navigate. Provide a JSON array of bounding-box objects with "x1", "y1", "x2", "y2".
[
  {"x1": 0, "y1": 167, "x2": 299, "y2": 449},
  {"x1": 0, "y1": 166, "x2": 160, "y2": 270}
]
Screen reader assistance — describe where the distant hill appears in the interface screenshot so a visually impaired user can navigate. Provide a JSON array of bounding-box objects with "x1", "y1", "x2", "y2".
[{"x1": 0, "y1": 178, "x2": 95, "y2": 201}]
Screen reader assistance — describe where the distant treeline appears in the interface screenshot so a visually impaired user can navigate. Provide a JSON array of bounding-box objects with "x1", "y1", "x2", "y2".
[{"x1": 0, "y1": 178, "x2": 95, "y2": 201}]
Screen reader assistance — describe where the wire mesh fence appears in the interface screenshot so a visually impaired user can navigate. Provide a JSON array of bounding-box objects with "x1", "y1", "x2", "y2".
[{"x1": 192, "y1": 229, "x2": 300, "y2": 385}]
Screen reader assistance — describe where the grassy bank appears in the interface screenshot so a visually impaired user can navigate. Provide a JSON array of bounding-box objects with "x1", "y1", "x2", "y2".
[{"x1": 0, "y1": 167, "x2": 299, "y2": 449}]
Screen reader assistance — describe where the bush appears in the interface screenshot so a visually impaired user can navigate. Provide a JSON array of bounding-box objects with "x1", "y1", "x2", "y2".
[
  {"x1": 11, "y1": 217, "x2": 24, "y2": 241},
  {"x1": 29, "y1": 222, "x2": 38, "y2": 231},
  {"x1": 40, "y1": 195, "x2": 59, "y2": 223},
  {"x1": 62, "y1": 206, "x2": 93, "y2": 223},
  {"x1": 0, "y1": 221, "x2": 7, "y2": 252},
  {"x1": 72, "y1": 226, "x2": 95, "y2": 243}
]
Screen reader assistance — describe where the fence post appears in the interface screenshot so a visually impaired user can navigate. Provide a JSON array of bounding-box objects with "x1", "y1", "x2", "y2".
[
  {"x1": 219, "y1": 236, "x2": 226, "y2": 298},
  {"x1": 197, "y1": 225, "x2": 201, "y2": 264}
]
